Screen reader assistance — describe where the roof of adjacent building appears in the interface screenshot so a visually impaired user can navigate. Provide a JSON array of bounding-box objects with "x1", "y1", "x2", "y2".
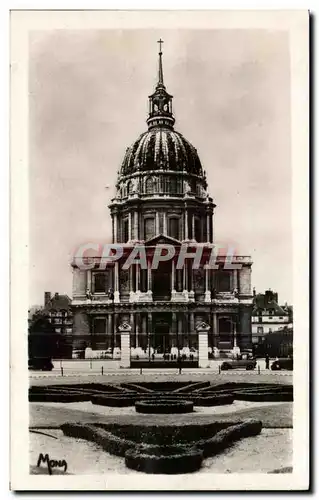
[
  {"x1": 252, "y1": 291, "x2": 289, "y2": 316},
  {"x1": 45, "y1": 293, "x2": 72, "y2": 311}
]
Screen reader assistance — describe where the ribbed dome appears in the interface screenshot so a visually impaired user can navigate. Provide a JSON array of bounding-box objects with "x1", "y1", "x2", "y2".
[{"x1": 120, "y1": 127, "x2": 203, "y2": 177}]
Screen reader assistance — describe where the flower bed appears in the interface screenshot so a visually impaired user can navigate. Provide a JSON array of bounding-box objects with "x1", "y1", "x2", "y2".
[
  {"x1": 29, "y1": 381, "x2": 293, "y2": 406},
  {"x1": 95, "y1": 421, "x2": 235, "y2": 445},
  {"x1": 135, "y1": 399, "x2": 194, "y2": 414},
  {"x1": 125, "y1": 445, "x2": 203, "y2": 474}
]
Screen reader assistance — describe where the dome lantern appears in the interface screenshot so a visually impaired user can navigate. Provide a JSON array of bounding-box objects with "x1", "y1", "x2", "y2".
[{"x1": 147, "y1": 39, "x2": 175, "y2": 130}]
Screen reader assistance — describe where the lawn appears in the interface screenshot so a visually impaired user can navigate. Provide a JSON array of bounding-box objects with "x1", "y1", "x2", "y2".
[{"x1": 30, "y1": 401, "x2": 292, "y2": 429}]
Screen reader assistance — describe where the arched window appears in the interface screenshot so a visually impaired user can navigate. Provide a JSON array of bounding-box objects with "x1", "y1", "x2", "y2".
[
  {"x1": 144, "y1": 217, "x2": 155, "y2": 240},
  {"x1": 194, "y1": 218, "x2": 201, "y2": 242},
  {"x1": 168, "y1": 217, "x2": 179, "y2": 240},
  {"x1": 145, "y1": 177, "x2": 154, "y2": 194},
  {"x1": 127, "y1": 181, "x2": 133, "y2": 195},
  {"x1": 170, "y1": 177, "x2": 177, "y2": 194}
]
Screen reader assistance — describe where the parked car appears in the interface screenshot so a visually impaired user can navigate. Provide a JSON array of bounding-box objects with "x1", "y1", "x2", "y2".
[
  {"x1": 271, "y1": 357, "x2": 293, "y2": 371},
  {"x1": 220, "y1": 353, "x2": 257, "y2": 371},
  {"x1": 28, "y1": 357, "x2": 54, "y2": 371}
]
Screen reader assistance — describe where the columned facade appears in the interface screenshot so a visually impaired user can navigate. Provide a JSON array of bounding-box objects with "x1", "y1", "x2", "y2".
[{"x1": 71, "y1": 43, "x2": 253, "y2": 364}]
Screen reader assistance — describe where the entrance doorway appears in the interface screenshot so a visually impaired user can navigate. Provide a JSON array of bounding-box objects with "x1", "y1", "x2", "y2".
[
  {"x1": 152, "y1": 262, "x2": 171, "y2": 300},
  {"x1": 154, "y1": 322, "x2": 170, "y2": 354}
]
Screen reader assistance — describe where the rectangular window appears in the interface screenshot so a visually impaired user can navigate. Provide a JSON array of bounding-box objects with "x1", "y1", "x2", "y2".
[
  {"x1": 257, "y1": 326, "x2": 264, "y2": 334},
  {"x1": 144, "y1": 217, "x2": 155, "y2": 241},
  {"x1": 168, "y1": 217, "x2": 179, "y2": 240},
  {"x1": 93, "y1": 272, "x2": 106, "y2": 293},
  {"x1": 217, "y1": 271, "x2": 231, "y2": 292}
]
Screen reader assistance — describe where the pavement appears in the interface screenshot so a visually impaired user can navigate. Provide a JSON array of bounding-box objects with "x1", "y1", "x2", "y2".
[{"x1": 29, "y1": 358, "x2": 292, "y2": 386}]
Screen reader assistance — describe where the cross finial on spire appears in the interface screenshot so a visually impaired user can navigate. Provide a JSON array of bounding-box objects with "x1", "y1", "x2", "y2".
[
  {"x1": 157, "y1": 38, "x2": 164, "y2": 54},
  {"x1": 157, "y1": 39, "x2": 164, "y2": 85}
]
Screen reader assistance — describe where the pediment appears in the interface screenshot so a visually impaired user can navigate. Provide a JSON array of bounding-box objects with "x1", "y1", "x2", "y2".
[{"x1": 144, "y1": 234, "x2": 181, "y2": 246}]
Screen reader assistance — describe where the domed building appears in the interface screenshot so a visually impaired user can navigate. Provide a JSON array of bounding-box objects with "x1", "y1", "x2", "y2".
[{"x1": 71, "y1": 43, "x2": 253, "y2": 367}]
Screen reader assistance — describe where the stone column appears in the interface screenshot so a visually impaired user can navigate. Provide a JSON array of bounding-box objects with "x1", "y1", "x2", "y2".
[
  {"x1": 128, "y1": 212, "x2": 132, "y2": 242},
  {"x1": 147, "y1": 260, "x2": 153, "y2": 300},
  {"x1": 211, "y1": 214, "x2": 214, "y2": 243},
  {"x1": 119, "y1": 322, "x2": 131, "y2": 368},
  {"x1": 171, "y1": 259, "x2": 176, "y2": 300},
  {"x1": 113, "y1": 213, "x2": 118, "y2": 243},
  {"x1": 204, "y1": 267, "x2": 211, "y2": 302},
  {"x1": 163, "y1": 212, "x2": 167, "y2": 235},
  {"x1": 189, "y1": 312, "x2": 195, "y2": 333},
  {"x1": 135, "y1": 264, "x2": 140, "y2": 298},
  {"x1": 114, "y1": 261, "x2": 120, "y2": 303},
  {"x1": 184, "y1": 209, "x2": 189, "y2": 240},
  {"x1": 213, "y1": 312, "x2": 218, "y2": 348},
  {"x1": 206, "y1": 213, "x2": 210, "y2": 242},
  {"x1": 188, "y1": 263, "x2": 195, "y2": 302},
  {"x1": 155, "y1": 211, "x2": 160, "y2": 235},
  {"x1": 192, "y1": 214, "x2": 195, "y2": 240},
  {"x1": 135, "y1": 313, "x2": 139, "y2": 348},
  {"x1": 87, "y1": 270, "x2": 92, "y2": 293},
  {"x1": 142, "y1": 315, "x2": 147, "y2": 335},
  {"x1": 233, "y1": 319, "x2": 237, "y2": 348},
  {"x1": 107, "y1": 314, "x2": 112, "y2": 335},
  {"x1": 134, "y1": 211, "x2": 139, "y2": 240},
  {"x1": 196, "y1": 321, "x2": 210, "y2": 368},
  {"x1": 129, "y1": 266, "x2": 135, "y2": 302}
]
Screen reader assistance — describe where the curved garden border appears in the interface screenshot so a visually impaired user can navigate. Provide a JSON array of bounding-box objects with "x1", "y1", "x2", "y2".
[
  {"x1": 135, "y1": 399, "x2": 194, "y2": 414},
  {"x1": 61, "y1": 419, "x2": 263, "y2": 473},
  {"x1": 125, "y1": 445, "x2": 203, "y2": 474}
]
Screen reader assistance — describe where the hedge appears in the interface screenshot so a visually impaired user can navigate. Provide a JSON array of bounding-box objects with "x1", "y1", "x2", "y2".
[
  {"x1": 61, "y1": 419, "x2": 262, "y2": 472},
  {"x1": 61, "y1": 423, "x2": 136, "y2": 457},
  {"x1": 29, "y1": 392, "x2": 91, "y2": 403},
  {"x1": 233, "y1": 391, "x2": 293, "y2": 402},
  {"x1": 135, "y1": 399, "x2": 194, "y2": 414},
  {"x1": 91, "y1": 395, "x2": 136, "y2": 407},
  {"x1": 192, "y1": 394, "x2": 234, "y2": 406},
  {"x1": 172, "y1": 381, "x2": 211, "y2": 394},
  {"x1": 194, "y1": 419, "x2": 263, "y2": 458},
  {"x1": 125, "y1": 445, "x2": 203, "y2": 474}
]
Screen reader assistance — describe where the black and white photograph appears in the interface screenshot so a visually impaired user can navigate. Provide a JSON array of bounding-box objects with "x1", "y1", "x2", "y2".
[{"x1": 10, "y1": 10, "x2": 309, "y2": 491}]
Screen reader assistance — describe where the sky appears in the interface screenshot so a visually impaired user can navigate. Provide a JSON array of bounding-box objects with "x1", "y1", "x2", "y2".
[{"x1": 29, "y1": 28, "x2": 292, "y2": 307}]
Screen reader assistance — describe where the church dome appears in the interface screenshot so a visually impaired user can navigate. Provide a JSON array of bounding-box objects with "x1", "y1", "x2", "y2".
[{"x1": 120, "y1": 127, "x2": 203, "y2": 177}]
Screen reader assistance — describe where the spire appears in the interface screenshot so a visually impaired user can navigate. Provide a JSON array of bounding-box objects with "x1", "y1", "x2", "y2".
[
  {"x1": 147, "y1": 39, "x2": 175, "y2": 130},
  {"x1": 157, "y1": 38, "x2": 164, "y2": 87}
]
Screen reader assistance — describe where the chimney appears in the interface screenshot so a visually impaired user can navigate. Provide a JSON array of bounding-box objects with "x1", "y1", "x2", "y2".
[{"x1": 44, "y1": 292, "x2": 51, "y2": 307}]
